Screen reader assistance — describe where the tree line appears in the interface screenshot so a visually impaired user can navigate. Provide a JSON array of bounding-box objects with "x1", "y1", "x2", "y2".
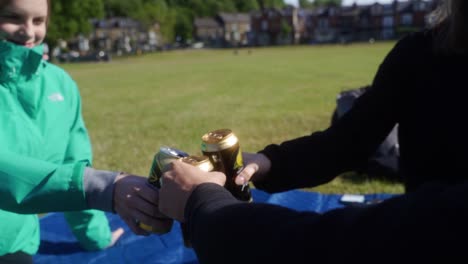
[{"x1": 46, "y1": 0, "x2": 340, "y2": 45}]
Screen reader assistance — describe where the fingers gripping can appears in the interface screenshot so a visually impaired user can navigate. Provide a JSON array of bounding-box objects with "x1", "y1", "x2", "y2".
[
  {"x1": 140, "y1": 146, "x2": 189, "y2": 233},
  {"x1": 201, "y1": 129, "x2": 252, "y2": 202},
  {"x1": 180, "y1": 155, "x2": 214, "y2": 248}
]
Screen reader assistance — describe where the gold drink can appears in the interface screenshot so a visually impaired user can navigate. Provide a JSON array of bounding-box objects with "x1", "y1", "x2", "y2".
[
  {"x1": 140, "y1": 146, "x2": 189, "y2": 233},
  {"x1": 201, "y1": 128, "x2": 252, "y2": 202},
  {"x1": 180, "y1": 155, "x2": 214, "y2": 248},
  {"x1": 181, "y1": 155, "x2": 214, "y2": 172}
]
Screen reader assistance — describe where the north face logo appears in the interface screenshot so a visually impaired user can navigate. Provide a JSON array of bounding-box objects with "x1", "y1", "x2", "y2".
[{"x1": 48, "y1": 93, "x2": 64, "y2": 102}]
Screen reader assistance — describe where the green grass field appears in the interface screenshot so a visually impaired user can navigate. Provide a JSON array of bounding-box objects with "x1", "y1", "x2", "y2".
[{"x1": 62, "y1": 42, "x2": 404, "y2": 195}]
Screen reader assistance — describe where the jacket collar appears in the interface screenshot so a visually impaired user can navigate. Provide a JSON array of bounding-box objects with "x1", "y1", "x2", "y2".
[{"x1": 0, "y1": 41, "x2": 44, "y2": 83}]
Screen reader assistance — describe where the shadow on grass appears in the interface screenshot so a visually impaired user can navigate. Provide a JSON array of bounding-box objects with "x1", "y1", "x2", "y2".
[{"x1": 339, "y1": 171, "x2": 403, "y2": 185}]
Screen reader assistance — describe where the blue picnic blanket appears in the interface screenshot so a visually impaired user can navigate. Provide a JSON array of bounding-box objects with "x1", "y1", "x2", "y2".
[{"x1": 34, "y1": 189, "x2": 396, "y2": 264}]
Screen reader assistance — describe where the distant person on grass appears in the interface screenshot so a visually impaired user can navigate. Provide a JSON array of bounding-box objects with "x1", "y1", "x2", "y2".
[
  {"x1": 0, "y1": 0, "x2": 167, "y2": 263},
  {"x1": 158, "y1": 0, "x2": 468, "y2": 263}
]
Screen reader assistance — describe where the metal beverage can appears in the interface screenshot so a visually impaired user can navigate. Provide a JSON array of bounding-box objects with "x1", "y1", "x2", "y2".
[
  {"x1": 180, "y1": 155, "x2": 214, "y2": 248},
  {"x1": 181, "y1": 155, "x2": 214, "y2": 172},
  {"x1": 147, "y1": 146, "x2": 189, "y2": 188},
  {"x1": 201, "y1": 128, "x2": 252, "y2": 202},
  {"x1": 140, "y1": 146, "x2": 189, "y2": 233}
]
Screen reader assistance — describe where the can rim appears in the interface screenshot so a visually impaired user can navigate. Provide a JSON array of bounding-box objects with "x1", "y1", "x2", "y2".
[
  {"x1": 201, "y1": 133, "x2": 238, "y2": 152},
  {"x1": 159, "y1": 146, "x2": 189, "y2": 158}
]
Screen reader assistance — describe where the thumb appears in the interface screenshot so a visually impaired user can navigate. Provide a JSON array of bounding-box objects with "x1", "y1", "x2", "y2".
[
  {"x1": 106, "y1": 227, "x2": 125, "y2": 248},
  {"x1": 235, "y1": 163, "x2": 258, "y2": 186}
]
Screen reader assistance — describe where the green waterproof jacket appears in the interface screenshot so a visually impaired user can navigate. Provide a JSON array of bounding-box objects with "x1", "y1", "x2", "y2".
[{"x1": 0, "y1": 41, "x2": 111, "y2": 255}]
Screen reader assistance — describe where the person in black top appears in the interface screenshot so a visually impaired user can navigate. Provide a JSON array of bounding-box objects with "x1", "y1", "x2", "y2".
[{"x1": 159, "y1": 0, "x2": 468, "y2": 263}]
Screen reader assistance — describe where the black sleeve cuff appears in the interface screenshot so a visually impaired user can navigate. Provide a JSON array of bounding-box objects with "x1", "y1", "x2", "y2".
[
  {"x1": 184, "y1": 183, "x2": 242, "y2": 244},
  {"x1": 254, "y1": 145, "x2": 284, "y2": 192},
  {"x1": 185, "y1": 183, "x2": 239, "y2": 221}
]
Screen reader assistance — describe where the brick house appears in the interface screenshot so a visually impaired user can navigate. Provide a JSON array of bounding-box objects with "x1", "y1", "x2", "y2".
[
  {"x1": 193, "y1": 17, "x2": 224, "y2": 47},
  {"x1": 90, "y1": 17, "x2": 161, "y2": 54},
  {"x1": 216, "y1": 12, "x2": 251, "y2": 47},
  {"x1": 380, "y1": 3, "x2": 397, "y2": 40},
  {"x1": 250, "y1": 8, "x2": 283, "y2": 46},
  {"x1": 354, "y1": 3, "x2": 394, "y2": 41},
  {"x1": 338, "y1": 4, "x2": 360, "y2": 43},
  {"x1": 316, "y1": 0, "x2": 439, "y2": 44},
  {"x1": 310, "y1": 6, "x2": 341, "y2": 43},
  {"x1": 191, "y1": 0, "x2": 440, "y2": 48},
  {"x1": 395, "y1": 0, "x2": 434, "y2": 37}
]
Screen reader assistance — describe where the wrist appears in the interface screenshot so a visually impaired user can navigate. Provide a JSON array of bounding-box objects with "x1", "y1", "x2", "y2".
[
  {"x1": 253, "y1": 153, "x2": 271, "y2": 182},
  {"x1": 83, "y1": 167, "x2": 120, "y2": 212}
]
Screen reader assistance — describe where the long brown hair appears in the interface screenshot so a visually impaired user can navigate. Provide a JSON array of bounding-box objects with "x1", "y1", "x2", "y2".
[{"x1": 431, "y1": 0, "x2": 468, "y2": 54}]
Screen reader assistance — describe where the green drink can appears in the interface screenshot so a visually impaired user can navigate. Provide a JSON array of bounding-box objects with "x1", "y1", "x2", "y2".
[
  {"x1": 147, "y1": 146, "x2": 189, "y2": 188},
  {"x1": 140, "y1": 146, "x2": 189, "y2": 233}
]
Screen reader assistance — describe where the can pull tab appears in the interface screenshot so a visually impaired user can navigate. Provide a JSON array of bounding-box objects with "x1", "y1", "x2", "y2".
[
  {"x1": 241, "y1": 182, "x2": 248, "y2": 192},
  {"x1": 167, "y1": 148, "x2": 189, "y2": 158}
]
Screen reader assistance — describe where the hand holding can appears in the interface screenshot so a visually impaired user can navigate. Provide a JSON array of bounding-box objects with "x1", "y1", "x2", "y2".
[
  {"x1": 179, "y1": 155, "x2": 214, "y2": 248},
  {"x1": 201, "y1": 128, "x2": 253, "y2": 202},
  {"x1": 139, "y1": 146, "x2": 189, "y2": 234}
]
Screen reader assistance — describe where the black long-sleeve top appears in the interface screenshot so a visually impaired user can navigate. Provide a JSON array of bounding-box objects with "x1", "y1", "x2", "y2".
[{"x1": 184, "y1": 31, "x2": 468, "y2": 263}]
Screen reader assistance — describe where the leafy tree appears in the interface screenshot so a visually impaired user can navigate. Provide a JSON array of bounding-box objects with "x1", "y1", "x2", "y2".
[
  {"x1": 299, "y1": 0, "x2": 315, "y2": 8},
  {"x1": 185, "y1": 0, "x2": 211, "y2": 16},
  {"x1": 208, "y1": 0, "x2": 237, "y2": 14},
  {"x1": 103, "y1": 0, "x2": 145, "y2": 17},
  {"x1": 234, "y1": 0, "x2": 259, "y2": 12},
  {"x1": 46, "y1": 0, "x2": 294, "y2": 46},
  {"x1": 173, "y1": 7, "x2": 193, "y2": 44},
  {"x1": 47, "y1": 0, "x2": 105, "y2": 45},
  {"x1": 260, "y1": 0, "x2": 286, "y2": 8},
  {"x1": 309, "y1": 0, "x2": 342, "y2": 7},
  {"x1": 280, "y1": 19, "x2": 292, "y2": 39},
  {"x1": 139, "y1": 1, "x2": 177, "y2": 43}
]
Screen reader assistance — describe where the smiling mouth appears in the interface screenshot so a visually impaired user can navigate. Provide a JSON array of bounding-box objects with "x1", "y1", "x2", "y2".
[{"x1": 8, "y1": 39, "x2": 36, "y2": 48}]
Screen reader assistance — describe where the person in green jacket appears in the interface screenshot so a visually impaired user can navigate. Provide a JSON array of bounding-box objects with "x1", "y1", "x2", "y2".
[{"x1": 0, "y1": 0, "x2": 167, "y2": 263}]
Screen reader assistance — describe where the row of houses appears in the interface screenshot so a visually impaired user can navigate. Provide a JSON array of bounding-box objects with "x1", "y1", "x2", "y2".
[
  {"x1": 63, "y1": 0, "x2": 440, "y2": 57},
  {"x1": 195, "y1": 0, "x2": 440, "y2": 47}
]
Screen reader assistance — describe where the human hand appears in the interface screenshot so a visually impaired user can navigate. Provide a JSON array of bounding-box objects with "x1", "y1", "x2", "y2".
[
  {"x1": 113, "y1": 173, "x2": 172, "y2": 235},
  {"x1": 234, "y1": 152, "x2": 271, "y2": 186},
  {"x1": 159, "y1": 160, "x2": 226, "y2": 222},
  {"x1": 106, "y1": 227, "x2": 125, "y2": 248}
]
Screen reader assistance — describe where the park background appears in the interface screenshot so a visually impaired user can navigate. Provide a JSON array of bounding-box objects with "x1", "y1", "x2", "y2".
[{"x1": 46, "y1": 0, "x2": 440, "y2": 196}]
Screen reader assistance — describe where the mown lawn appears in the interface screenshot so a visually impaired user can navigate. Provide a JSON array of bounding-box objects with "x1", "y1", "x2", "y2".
[{"x1": 61, "y1": 42, "x2": 404, "y2": 195}]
